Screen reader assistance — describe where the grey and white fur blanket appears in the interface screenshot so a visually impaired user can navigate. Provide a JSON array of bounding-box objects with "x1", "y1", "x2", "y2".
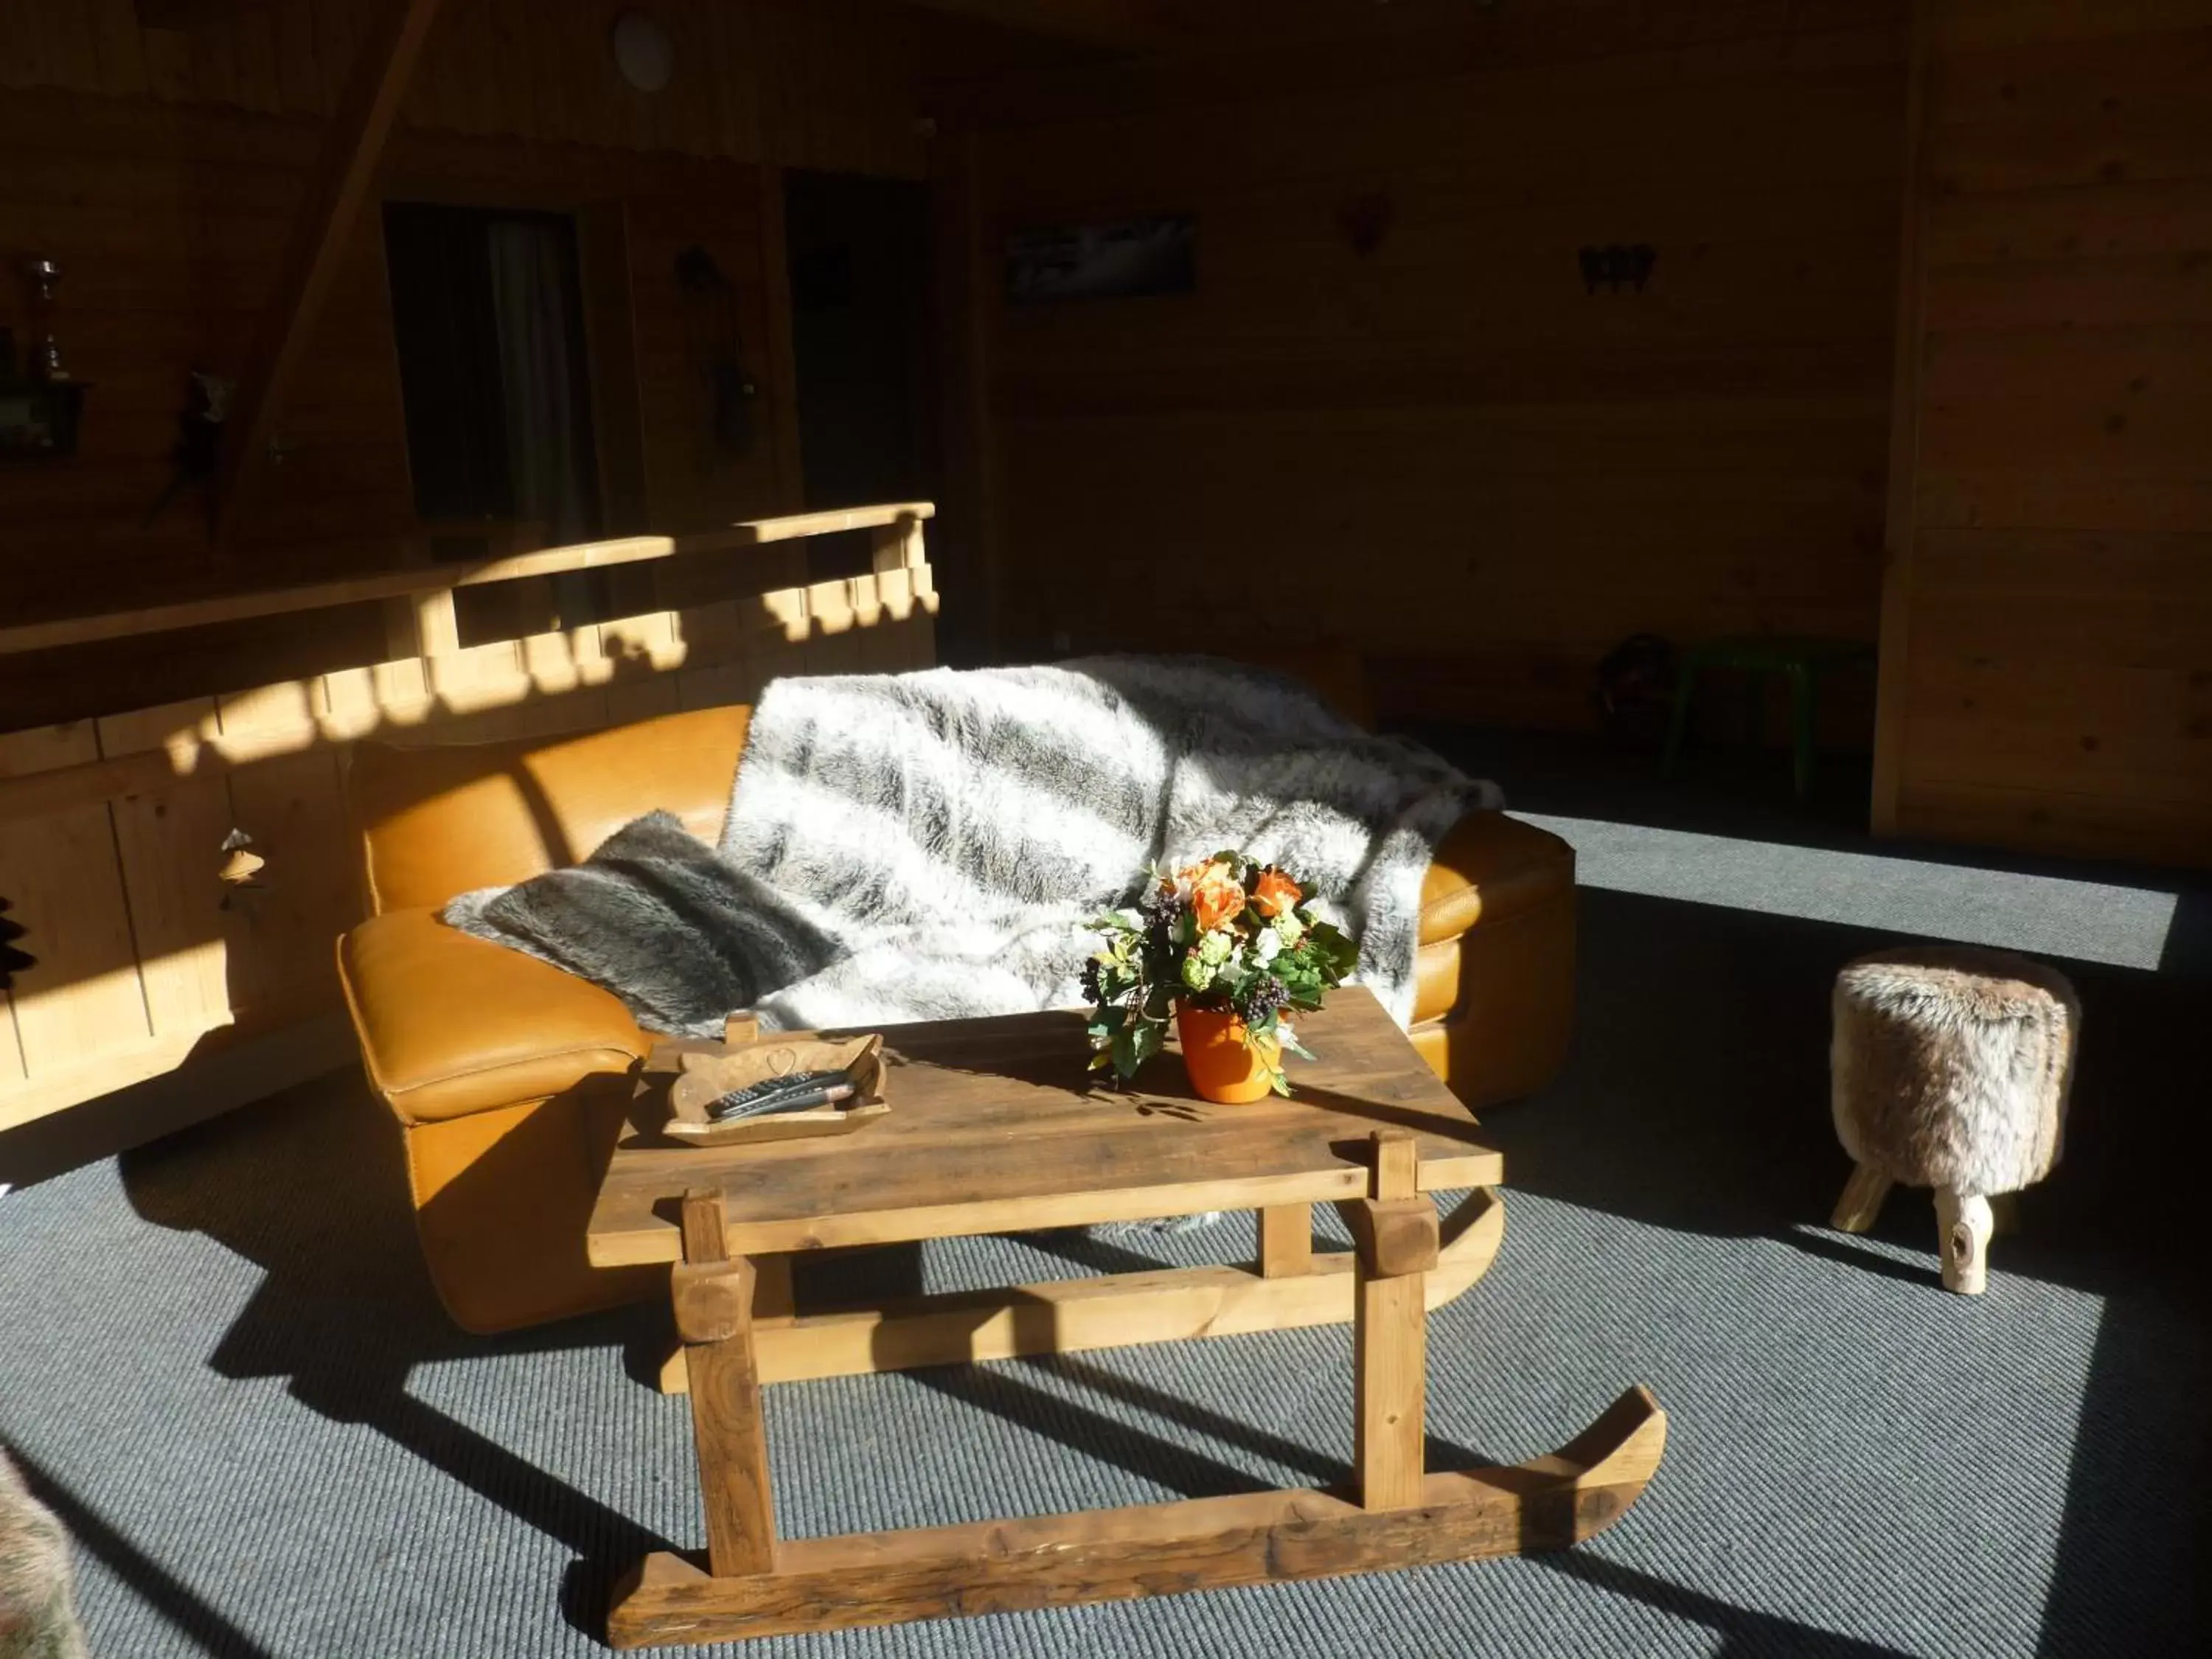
[{"x1": 445, "y1": 657, "x2": 1498, "y2": 1039}]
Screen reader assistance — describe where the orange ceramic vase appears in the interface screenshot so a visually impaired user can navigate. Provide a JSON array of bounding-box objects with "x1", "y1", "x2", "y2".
[{"x1": 1175, "y1": 1005, "x2": 1279, "y2": 1104}]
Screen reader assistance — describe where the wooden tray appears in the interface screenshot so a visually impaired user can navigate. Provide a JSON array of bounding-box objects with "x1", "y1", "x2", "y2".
[{"x1": 664, "y1": 1030, "x2": 890, "y2": 1147}]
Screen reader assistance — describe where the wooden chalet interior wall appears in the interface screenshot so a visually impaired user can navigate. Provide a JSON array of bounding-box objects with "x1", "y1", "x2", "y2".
[
  {"x1": 1875, "y1": 0, "x2": 2212, "y2": 867},
  {"x1": 951, "y1": 0, "x2": 1914, "y2": 733},
  {"x1": 0, "y1": 0, "x2": 1031, "y2": 1130},
  {"x1": 0, "y1": 0, "x2": 1052, "y2": 620}
]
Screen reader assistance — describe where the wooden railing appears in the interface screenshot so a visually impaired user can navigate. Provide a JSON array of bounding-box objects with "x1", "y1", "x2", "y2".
[{"x1": 0, "y1": 504, "x2": 936, "y2": 1132}]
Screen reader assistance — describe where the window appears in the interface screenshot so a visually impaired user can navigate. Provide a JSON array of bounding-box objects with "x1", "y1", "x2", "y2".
[{"x1": 382, "y1": 203, "x2": 602, "y2": 555}]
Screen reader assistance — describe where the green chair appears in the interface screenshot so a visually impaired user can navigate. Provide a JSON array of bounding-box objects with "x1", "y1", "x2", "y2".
[{"x1": 1660, "y1": 635, "x2": 1875, "y2": 802}]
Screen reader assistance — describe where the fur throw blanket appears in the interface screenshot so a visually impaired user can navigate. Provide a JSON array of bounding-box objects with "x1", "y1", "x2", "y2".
[
  {"x1": 0, "y1": 1450, "x2": 88, "y2": 1659},
  {"x1": 446, "y1": 657, "x2": 1498, "y2": 1038}
]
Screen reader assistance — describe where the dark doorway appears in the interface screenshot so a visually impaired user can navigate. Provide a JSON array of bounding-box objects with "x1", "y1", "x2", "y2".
[
  {"x1": 783, "y1": 170, "x2": 935, "y2": 577},
  {"x1": 383, "y1": 203, "x2": 603, "y2": 556}
]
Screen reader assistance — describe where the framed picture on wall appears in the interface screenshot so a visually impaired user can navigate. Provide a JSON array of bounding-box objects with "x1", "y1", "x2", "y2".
[{"x1": 1005, "y1": 215, "x2": 1196, "y2": 303}]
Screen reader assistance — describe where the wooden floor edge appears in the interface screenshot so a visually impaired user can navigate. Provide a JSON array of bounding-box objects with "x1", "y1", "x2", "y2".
[
  {"x1": 655, "y1": 1189, "x2": 1506, "y2": 1388},
  {"x1": 605, "y1": 1379, "x2": 1663, "y2": 1648}
]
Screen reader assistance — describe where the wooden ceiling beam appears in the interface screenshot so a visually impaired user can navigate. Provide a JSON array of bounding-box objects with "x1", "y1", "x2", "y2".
[
  {"x1": 212, "y1": 0, "x2": 447, "y2": 555},
  {"x1": 899, "y1": 0, "x2": 1172, "y2": 49}
]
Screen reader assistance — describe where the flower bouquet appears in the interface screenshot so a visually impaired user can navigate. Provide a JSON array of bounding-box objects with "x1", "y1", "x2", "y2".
[{"x1": 1083, "y1": 852, "x2": 1360, "y2": 1101}]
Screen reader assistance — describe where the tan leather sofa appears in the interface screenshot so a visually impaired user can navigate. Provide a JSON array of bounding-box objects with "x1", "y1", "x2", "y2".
[{"x1": 338, "y1": 699, "x2": 1576, "y2": 1335}]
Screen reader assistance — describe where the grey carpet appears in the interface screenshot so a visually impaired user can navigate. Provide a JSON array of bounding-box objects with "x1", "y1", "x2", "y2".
[{"x1": 4, "y1": 736, "x2": 2208, "y2": 1658}]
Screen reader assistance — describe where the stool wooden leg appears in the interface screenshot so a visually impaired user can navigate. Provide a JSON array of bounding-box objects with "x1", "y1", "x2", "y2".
[
  {"x1": 1831, "y1": 1161, "x2": 1893, "y2": 1233},
  {"x1": 1935, "y1": 1188, "x2": 1992, "y2": 1295}
]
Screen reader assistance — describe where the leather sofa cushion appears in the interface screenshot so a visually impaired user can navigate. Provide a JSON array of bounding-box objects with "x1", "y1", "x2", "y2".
[
  {"x1": 349, "y1": 703, "x2": 754, "y2": 914},
  {"x1": 1420, "y1": 810, "x2": 1573, "y2": 945},
  {"x1": 338, "y1": 906, "x2": 646, "y2": 1125}
]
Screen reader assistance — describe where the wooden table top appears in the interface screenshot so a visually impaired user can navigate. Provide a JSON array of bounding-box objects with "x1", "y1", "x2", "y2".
[{"x1": 586, "y1": 987, "x2": 1501, "y2": 1267}]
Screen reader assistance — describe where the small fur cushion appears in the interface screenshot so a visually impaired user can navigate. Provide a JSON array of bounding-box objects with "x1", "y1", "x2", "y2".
[
  {"x1": 442, "y1": 811, "x2": 838, "y2": 1037},
  {"x1": 1832, "y1": 945, "x2": 2079, "y2": 1197}
]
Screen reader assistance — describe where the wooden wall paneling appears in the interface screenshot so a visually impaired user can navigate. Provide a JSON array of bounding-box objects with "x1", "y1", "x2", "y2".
[
  {"x1": 231, "y1": 4, "x2": 284, "y2": 113},
  {"x1": 1, "y1": 1, "x2": 1011, "y2": 633},
  {"x1": 1931, "y1": 0, "x2": 2212, "y2": 52},
  {"x1": 212, "y1": 0, "x2": 448, "y2": 553},
  {"x1": 0, "y1": 993, "x2": 22, "y2": 1092},
  {"x1": 209, "y1": 681, "x2": 353, "y2": 1033},
  {"x1": 1872, "y1": 0, "x2": 1934, "y2": 834},
  {"x1": 1881, "y1": 0, "x2": 2212, "y2": 864},
  {"x1": 579, "y1": 199, "x2": 654, "y2": 534},
  {"x1": 0, "y1": 725, "x2": 156, "y2": 1116},
  {"x1": 271, "y1": 0, "x2": 325, "y2": 115},
  {"x1": 802, "y1": 579, "x2": 865, "y2": 676},
  {"x1": 598, "y1": 608, "x2": 689, "y2": 726},
  {"x1": 88, "y1": 0, "x2": 152, "y2": 97},
  {"x1": 756, "y1": 161, "x2": 807, "y2": 512},
  {"x1": 932, "y1": 124, "x2": 1007, "y2": 661},
  {"x1": 31, "y1": 0, "x2": 102, "y2": 91},
  {"x1": 959, "y1": 5, "x2": 1909, "y2": 724},
  {"x1": 669, "y1": 599, "x2": 768, "y2": 712},
  {"x1": 94, "y1": 700, "x2": 239, "y2": 1051},
  {"x1": 705, "y1": 0, "x2": 763, "y2": 161},
  {"x1": 482, "y1": 0, "x2": 538, "y2": 141},
  {"x1": 311, "y1": 0, "x2": 361, "y2": 109}
]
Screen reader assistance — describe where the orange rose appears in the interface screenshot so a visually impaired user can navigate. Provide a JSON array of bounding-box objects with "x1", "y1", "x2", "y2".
[
  {"x1": 1188, "y1": 862, "x2": 1245, "y2": 933},
  {"x1": 1253, "y1": 867, "x2": 1303, "y2": 918}
]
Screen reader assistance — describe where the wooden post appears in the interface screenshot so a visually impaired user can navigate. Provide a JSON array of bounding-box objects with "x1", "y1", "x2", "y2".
[
  {"x1": 869, "y1": 514, "x2": 928, "y2": 574},
  {"x1": 1259, "y1": 1203, "x2": 1312, "y2": 1277},
  {"x1": 1352, "y1": 1131, "x2": 1435, "y2": 1512},
  {"x1": 674, "y1": 1188, "x2": 778, "y2": 1578},
  {"x1": 753, "y1": 1253, "x2": 796, "y2": 1325}
]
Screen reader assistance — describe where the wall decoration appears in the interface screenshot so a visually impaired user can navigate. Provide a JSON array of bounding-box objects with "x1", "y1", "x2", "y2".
[
  {"x1": 0, "y1": 257, "x2": 89, "y2": 459},
  {"x1": 1005, "y1": 215, "x2": 1195, "y2": 304},
  {"x1": 1579, "y1": 243, "x2": 1657, "y2": 294},
  {"x1": 611, "y1": 9, "x2": 675, "y2": 93}
]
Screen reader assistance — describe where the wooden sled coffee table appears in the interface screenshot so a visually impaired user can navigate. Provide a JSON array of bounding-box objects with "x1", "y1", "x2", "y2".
[{"x1": 587, "y1": 987, "x2": 1665, "y2": 1648}]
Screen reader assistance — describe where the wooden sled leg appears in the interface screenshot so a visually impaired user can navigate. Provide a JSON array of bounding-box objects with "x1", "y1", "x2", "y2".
[
  {"x1": 670, "y1": 1190, "x2": 776, "y2": 1579},
  {"x1": 605, "y1": 1385, "x2": 1667, "y2": 1647},
  {"x1": 608, "y1": 1139, "x2": 1666, "y2": 1649}
]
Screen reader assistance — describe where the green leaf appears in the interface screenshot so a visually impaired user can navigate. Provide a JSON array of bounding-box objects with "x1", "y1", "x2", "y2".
[
  {"x1": 1111, "y1": 1027, "x2": 1141, "y2": 1078},
  {"x1": 1130, "y1": 1019, "x2": 1164, "y2": 1064}
]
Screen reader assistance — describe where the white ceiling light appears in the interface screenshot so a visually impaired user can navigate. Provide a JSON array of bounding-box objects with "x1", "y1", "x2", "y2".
[{"x1": 611, "y1": 9, "x2": 675, "y2": 94}]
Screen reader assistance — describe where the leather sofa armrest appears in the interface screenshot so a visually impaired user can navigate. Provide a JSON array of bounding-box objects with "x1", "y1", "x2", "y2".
[
  {"x1": 1419, "y1": 810, "x2": 1576, "y2": 946},
  {"x1": 337, "y1": 907, "x2": 647, "y2": 1127}
]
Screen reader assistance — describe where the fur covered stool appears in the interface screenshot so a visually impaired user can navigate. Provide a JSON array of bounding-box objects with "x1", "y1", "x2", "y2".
[{"x1": 1829, "y1": 945, "x2": 2079, "y2": 1294}]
